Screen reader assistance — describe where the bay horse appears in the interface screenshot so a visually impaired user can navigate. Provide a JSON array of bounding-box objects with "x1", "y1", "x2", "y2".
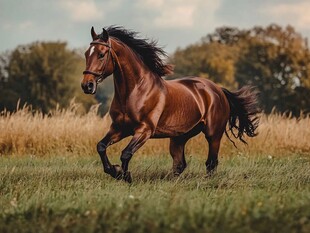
[{"x1": 81, "y1": 26, "x2": 259, "y2": 183}]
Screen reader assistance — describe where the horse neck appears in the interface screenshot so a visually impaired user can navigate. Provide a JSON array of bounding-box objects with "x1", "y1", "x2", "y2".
[{"x1": 111, "y1": 39, "x2": 163, "y2": 106}]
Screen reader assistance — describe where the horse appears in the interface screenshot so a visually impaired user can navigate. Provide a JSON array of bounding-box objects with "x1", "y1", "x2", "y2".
[{"x1": 81, "y1": 26, "x2": 259, "y2": 183}]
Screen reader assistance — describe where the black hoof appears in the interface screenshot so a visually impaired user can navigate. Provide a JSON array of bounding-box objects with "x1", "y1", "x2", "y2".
[
  {"x1": 104, "y1": 164, "x2": 124, "y2": 179},
  {"x1": 104, "y1": 165, "x2": 132, "y2": 183},
  {"x1": 123, "y1": 171, "x2": 132, "y2": 183},
  {"x1": 113, "y1": 164, "x2": 124, "y2": 180}
]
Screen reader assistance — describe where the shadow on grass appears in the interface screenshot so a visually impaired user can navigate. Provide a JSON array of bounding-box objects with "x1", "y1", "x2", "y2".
[{"x1": 126, "y1": 167, "x2": 211, "y2": 184}]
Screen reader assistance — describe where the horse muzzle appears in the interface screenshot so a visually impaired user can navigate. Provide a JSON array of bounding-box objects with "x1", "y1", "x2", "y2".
[{"x1": 81, "y1": 80, "x2": 97, "y2": 94}]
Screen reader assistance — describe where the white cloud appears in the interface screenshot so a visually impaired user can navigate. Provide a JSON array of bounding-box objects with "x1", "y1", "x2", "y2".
[
  {"x1": 154, "y1": 5, "x2": 195, "y2": 28},
  {"x1": 136, "y1": 0, "x2": 220, "y2": 29},
  {"x1": 263, "y1": 1, "x2": 310, "y2": 29},
  {"x1": 59, "y1": 0, "x2": 104, "y2": 22},
  {"x1": 140, "y1": 0, "x2": 165, "y2": 8},
  {"x1": 19, "y1": 21, "x2": 34, "y2": 30}
]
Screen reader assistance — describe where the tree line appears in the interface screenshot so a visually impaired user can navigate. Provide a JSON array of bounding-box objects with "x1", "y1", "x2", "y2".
[
  {"x1": 1, "y1": 24, "x2": 310, "y2": 115},
  {"x1": 0, "y1": 42, "x2": 112, "y2": 114},
  {"x1": 169, "y1": 24, "x2": 310, "y2": 115}
]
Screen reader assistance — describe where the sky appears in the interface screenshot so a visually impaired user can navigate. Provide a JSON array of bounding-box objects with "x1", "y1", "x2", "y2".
[{"x1": 1, "y1": 0, "x2": 310, "y2": 54}]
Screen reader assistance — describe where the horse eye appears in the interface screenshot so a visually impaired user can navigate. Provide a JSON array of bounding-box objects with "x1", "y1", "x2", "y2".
[{"x1": 98, "y1": 53, "x2": 105, "y2": 59}]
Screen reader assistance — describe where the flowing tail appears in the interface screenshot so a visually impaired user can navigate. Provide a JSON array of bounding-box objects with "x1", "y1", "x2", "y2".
[{"x1": 222, "y1": 86, "x2": 260, "y2": 145}]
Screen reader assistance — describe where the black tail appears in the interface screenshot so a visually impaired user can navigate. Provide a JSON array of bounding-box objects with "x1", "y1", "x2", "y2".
[{"x1": 222, "y1": 86, "x2": 260, "y2": 145}]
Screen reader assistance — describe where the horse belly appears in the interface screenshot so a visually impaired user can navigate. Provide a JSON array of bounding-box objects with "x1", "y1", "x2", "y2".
[{"x1": 154, "y1": 100, "x2": 203, "y2": 138}]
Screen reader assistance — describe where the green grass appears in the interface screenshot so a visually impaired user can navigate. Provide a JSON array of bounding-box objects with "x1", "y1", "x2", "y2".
[{"x1": 0, "y1": 154, "x2": 309, "y2": 233}]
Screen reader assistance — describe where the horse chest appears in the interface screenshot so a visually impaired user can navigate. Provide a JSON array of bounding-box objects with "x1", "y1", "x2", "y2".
[{"x1": 110, "y1": 110, "x2": 139, "y2": 132}]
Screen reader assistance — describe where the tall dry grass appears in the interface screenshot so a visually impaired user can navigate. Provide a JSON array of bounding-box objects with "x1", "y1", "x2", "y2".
[{"x1": 0, "y1": 102, "x2": 309, "y2": 157}]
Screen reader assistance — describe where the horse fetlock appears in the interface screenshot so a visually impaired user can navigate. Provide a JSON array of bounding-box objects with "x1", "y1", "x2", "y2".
[
  {"x1": 103, "y1": 167, "x2": 112, "y2": 174},
  {"x1": 206, "y1": 159, "x2": 218, "y2": 173}
]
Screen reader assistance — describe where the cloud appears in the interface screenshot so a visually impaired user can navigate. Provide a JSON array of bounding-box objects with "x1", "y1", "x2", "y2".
[
  {"x1": 263, "y1": 1, "x2": 310, "y2": 29},
  {"x1": 154, "y1": 5, "x2": 195, "y2": 28},
  {"x1": 19, "y1": 21, "x2": 34, "y2": 30},
  {"x1": 141, "y1": 0, "x2": 165, "y2": 8},
  {"x1": 59, "y1": 0, "x2": 104, "y2": 22},
  {"x1": 136, "y1": 0, "x2": 220, "y2": 29}
]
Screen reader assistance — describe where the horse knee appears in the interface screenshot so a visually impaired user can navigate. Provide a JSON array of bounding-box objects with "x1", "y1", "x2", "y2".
[
  {"x1": 121, "y1": 150, "x2": 133, "y2": 163},
  {"x1": 97, "y1": 141, "x2": 107, "y2": 154}
]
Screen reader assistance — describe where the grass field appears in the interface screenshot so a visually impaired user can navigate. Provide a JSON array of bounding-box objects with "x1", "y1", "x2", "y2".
[
  {"x1": 0, "y1": 104, "x2": 310, "y2": 232},
  {"x1": 1, "y1": 155, "x2": 309, "y2": 233}
]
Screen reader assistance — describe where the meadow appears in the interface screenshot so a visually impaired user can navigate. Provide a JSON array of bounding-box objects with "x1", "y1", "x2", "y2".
[{"x1": 0, "y1": 103, "x2": 309, "y2": 233}]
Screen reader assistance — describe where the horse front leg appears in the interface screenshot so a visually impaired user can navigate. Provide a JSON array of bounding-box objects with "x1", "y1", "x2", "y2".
[
  {"x1": 119, "y1": 125, "x2": 153, "y2": 183},
  {"x1": 97, "y1": 125, "x2": 127, "y2": 179}
]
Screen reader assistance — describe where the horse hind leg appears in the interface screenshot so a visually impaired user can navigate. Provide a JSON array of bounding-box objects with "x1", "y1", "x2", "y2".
[
  {"x1": 204, "y1": 123, "x2": 226, "y2": 175},
  {"x1": 169, "y1": 137, "x2": 188, "y2": 176},
  {"x1": 205, "y1": 136, "x2": 221, "y2": 174}
]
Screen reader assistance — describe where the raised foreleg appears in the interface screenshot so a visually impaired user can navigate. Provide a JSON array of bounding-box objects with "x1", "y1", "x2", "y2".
[{"x1": 97, "y1": 124, "x2": 128, "y2": 179}]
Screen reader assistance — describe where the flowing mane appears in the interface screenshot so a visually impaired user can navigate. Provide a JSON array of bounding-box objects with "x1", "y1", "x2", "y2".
[{"x1": 101, "y1": 26, "x2": 173, "y2": 77}]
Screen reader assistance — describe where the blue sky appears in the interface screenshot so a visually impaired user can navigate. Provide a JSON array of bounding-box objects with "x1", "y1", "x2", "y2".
[{"x1": 1, "y1": 0, "x2": 310, "y2": 54}]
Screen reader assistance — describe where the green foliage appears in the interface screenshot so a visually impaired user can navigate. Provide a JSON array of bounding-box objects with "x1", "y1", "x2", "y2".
[
  {"x1": 169, "y1": 24, "x2": 310, "y2": 115},
  {"x1": 0, "y1": 42, "x2": 97, "y2": 113},
  {"x1": 170, "y1": 41, "x2": 238, "y2": 88},
  {"x1": 0, "y1": 155, "x2": 309, "y2": 233}
]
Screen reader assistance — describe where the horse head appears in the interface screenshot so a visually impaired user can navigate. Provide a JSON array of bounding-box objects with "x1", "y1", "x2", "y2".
[{"x1": 81, "y1": 27, "x2": 115, "y2": 94}]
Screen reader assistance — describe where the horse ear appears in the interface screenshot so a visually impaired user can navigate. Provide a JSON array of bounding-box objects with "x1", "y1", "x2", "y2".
[
  {"x1": 100, "y1": 28, "x2": 109, "y2": 42},
  {"x1": 91, "y1": 26, "x2": 98, "y2": 40}
]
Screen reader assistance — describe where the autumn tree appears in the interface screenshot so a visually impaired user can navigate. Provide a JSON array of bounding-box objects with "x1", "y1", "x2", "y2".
[
  {"x1": 169, "y1": 24, "x2": 310, "y2": 115},
  {"x1": 170, "y1": 39, "x2": 238, "y2": 88},
  {"x1": 235, "y1": 25, "x2": 310, "y2": 114},
  {"x1": 0, "y1": 42, "x2": 96, "y2": 113}
]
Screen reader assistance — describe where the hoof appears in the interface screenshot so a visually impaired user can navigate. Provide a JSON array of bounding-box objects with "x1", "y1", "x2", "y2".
[
  {"x1": 206, "y1": 160, "x2": 218, "y2": 175},
  {"x1": 104, "y1": 164, "x2": 123, "y2": 179},
  {"x1": 123, "y1": 171, "x2": 132, "y2": 183},
  {"x1": 104, "y1": 165, "x2": 132, "y2": 183},
  {"x1": 112, "y1": 164, "x2": 124, "y2": 179},
  {"x1": 173, "y1": 164, "x2": 186, "y2": 176},
  {"x1": 173, "y1": 172, "x2": 180, "y2": 176},
  {"x1": 173, "y1": 170, "x2": 182, "y2": 176}
]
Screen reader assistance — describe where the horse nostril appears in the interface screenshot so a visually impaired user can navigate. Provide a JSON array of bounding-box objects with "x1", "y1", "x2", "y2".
[
  {"x1": 82, "y1": 81, "x2": 96, "y2": 94},
  {"x1": 87, "y1": 82, "x2": 94, "y2": 91}
]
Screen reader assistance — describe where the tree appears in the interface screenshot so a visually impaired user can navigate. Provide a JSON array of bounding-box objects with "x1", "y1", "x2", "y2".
[
  {"x1": 234, "y1": 25, "x2": 310, "y2": 114},
  {"x1": 168, "y1": 24, "x2": 310, "y2": 115},
  {"x1": 0, "y1": 42, "x2": 97, "y2": 113},
  {"x1": 169, "y1": 40, "x2": 238, "y2": 88}
]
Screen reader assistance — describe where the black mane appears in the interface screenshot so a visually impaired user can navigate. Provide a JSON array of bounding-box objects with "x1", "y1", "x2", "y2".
[{"x1": 101, "y1": 26, "x2": 173, "y2": 77}]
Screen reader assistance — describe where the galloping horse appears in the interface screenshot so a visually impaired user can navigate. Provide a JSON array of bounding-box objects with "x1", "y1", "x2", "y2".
[{"x1": 81, "y1": 26, "x2": 259, "y2": 183}]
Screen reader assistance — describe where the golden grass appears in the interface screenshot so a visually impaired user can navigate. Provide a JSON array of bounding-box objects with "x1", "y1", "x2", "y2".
[{"x1": 1, "y1": 102, "x2": 309, "y2": 157}]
